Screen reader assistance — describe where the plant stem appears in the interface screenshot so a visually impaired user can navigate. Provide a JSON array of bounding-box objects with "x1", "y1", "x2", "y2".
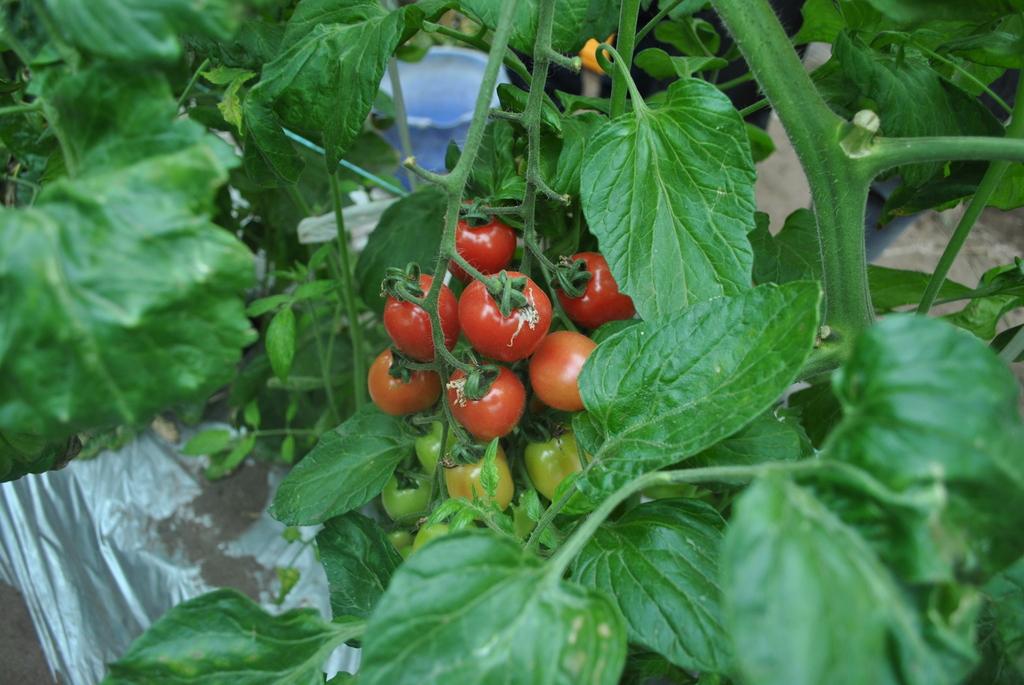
[
  {"x1": 610, "y1": 0, "x2": 642, "y2": 118},
  {"x1": 177, "y1": 58, "x2": 210, "y2": 110},
  {"x1": 738, "y1": 98, "x2": 769, "y2": 118},
  {"x1": 711, "y1": 0, "x2": 873, "y2": 338},
  {"x1": 635, "y1": 0, "x2": 688, "y2": 44},
  {"x1": 387, "y1": 58, "x2": 418, "y2": 190},
  {"x1": 424, "y1": 22, "x2": 534, "y2": 90},
  {"x1": 916, "y1": 80, "x2": 1024, "y2": 314},
  {"x1": 717, "y1": 70, "x2": 756, "y2": 91},
  {"x1": 329, "y1": 174, "x2": 367, "y2": 409},
  {"x1": 525, "y1": 486, "x2": 574, "y2": 552},
  {"x1": 0, "y1": 102, "x2": 42, "y2": 117},
  {"x1": 861, "y1": 136, "x2": 1024, "y2": 175},
  {"x1": 998, "y1": 326, "x2": 1024, "y2": 363}
]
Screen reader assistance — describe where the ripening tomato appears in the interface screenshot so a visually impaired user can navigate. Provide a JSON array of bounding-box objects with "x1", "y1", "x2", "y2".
[
  {"x1": 383, "y1": 274, "x2": 460, "y2": 361},
  {"x1": 412, "y1": 522, "x2": 450, "y2": 552},
  {"x1": 450, "y1": 217, "x2": 517, "y2": 281},
  {"x1": 381, "y1": 474, "x2": 431, "y2": 521},
  {"x1": 528, "y1": 331, "x2": 596, "y2": 412},
  {"x1": 414, "y1": 421, "x2": 457, "y2": 475},
  {"x1": 447, "y1": 366, "x2": 525, "y2": 440},
  {"x1": 525, "y1": 431, "x2": 588, "y2": 501},
  {"x1": 459, "y1": 272, "x2": 552, "y2": 362},
  {"x1": 367, "y1": 349, "x2": 440, "y2": 416},
  {"x1": 557, "y1": 252, "x2": 635, "y2": 329},
  {"x1": 444, "y1": 444, "x2": 515, "y2": 510}
]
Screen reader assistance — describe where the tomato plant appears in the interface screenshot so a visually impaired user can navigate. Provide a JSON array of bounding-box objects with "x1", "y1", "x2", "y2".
[
  {"x1": 367, "y1": 349, "x2": 440, "y2": 416},
  {"x1": 3, "y1": 1, "x2": 1024, "y2": 684},
  {"x1": 458, "y1": 272, "x2": 553, "y2": 362}
]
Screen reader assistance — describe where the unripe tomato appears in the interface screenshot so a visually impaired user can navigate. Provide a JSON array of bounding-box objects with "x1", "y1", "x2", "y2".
[
  {"x1": 412, "y1": 522, "x2": 450, "y2": 552},
  {"x1": 525, "y1": 431, "x2": 588, "y2": 501},
  {"x1": 383, "y1": 274, "x2": 460, "y2": 361},
  {"x1": 381, "y1": 474, "x2": 431, "y2": 521},
  {"x1": 557, "y1": 252, "x2": 635, "y2": 329},
  {"x1": 414, "y1": 421, "x2": 457, "y2": 475},
  {"x1": 450, "y1": 217, "x2": 517, "y2": 282},
  {"x1": 447, "y1": 366, "x2": 526, "y2": 440},
  {"x1": 528, "y1": 331, "x2": 596, "y2": 412},
  {"x1": 386, "y1": 530, "x2": 414, "y2": 558},
  {"x1": 367, "y1": 349, "x2": 440, "y2": 416},
  {"x1": 444, "y1": 445, "x2": 514, "y2": 510},
  {"x1": 458, "y1": 272, "x2": 552, "y2": 362}
]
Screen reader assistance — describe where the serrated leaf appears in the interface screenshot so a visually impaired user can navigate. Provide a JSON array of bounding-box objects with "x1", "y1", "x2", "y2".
[
  {"x1": 270, "y1": 406, "x2": 412, "y2": 525},
  {"x1": 634, "y1": 49, "x2": 727, "y2": 79},
  {"x1": 723, "y1": 476, "x2": 976, "y2": 685},
  {"x1": 868, "y1": 266, "x2": 971, "y2": 312},
  {"x1": 479, "y1": 439, "x2": 500, "y2": 502},
  {"x1": 461, "y1": 0, "x2": 618, "y2": 54},
  {"x1": 359, "y1": 531, "x2": 627, "y2": 685},
  {"x1": 206, "y1": 433, "x2": 256, "y2": 480},
  {"x1": 580, "y1": 78, "x2": 756, "y2": 320},
  {"x1": 102, "y1": 589, "x2": 362, "y2": 684},
  {"x1": 689, "y1": 410, "x2": 808, "y2": 469},
  {"x1": 181, "y1": 428, "x2": 233, "y2": 456},
  {"x1": 825, "y1": 315, "x2": 1024, "y2": 576},
  {"x1": 266, "y1": 307, "x2": 297, "y2": 381},
  {"x1": 571, "y1": 499, "x2": 730, "y2": 672},
  {"x1": 750, "y1": 208, "x2": 822, "y2": 285},
  {"x1": 573, "y1": 283, "x2": 820, "y2": 504},
  {"x1": 354, "y1": 185, "x2": 446, "y2": 315},
  {"x1": 317, "y1": 512, "x2": 404, "y2": 619}
]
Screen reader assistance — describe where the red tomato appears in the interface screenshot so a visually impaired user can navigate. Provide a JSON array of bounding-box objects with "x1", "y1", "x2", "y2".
[
  {"x1": 446, "y1": 366, "x2": 526, "y2": 440},
  {"x1": 368, "y1": 349, "x2": 441, "y2": 416},
  {"x1": 528, "y1": 331, "x2": 596, "y2": 412},
  {"x1": 458, "y1": 272, "x2": 552, "y2": 362},
  {"x1": 556, "y1": 252, "x2": 635, "y2": 329},
  {"x1": 383, "y1": 274, "x2": 460, "y2": 361},
  {"x1": 450, "y1": 217, "x2": 517, "y2": 282}
]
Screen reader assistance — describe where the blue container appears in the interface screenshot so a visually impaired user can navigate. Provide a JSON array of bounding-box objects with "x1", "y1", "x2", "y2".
[{"x1": 379, "y1": 46, "x2": 510, "y2": 177}]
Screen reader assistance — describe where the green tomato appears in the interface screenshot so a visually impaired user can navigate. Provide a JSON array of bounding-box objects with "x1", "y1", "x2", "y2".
[
  {"x1": 381, "y1": 474, "x2": 430, "y2": 522},
  {"x1": 524, "y1": 431, "x2": 587, "y2": 501},
  {"x1": 414, "y1": 421, "x2": 457, "y2": 475},
  {"x1": 386, "y1": 530, "x2": 414, "y2": 559},
  {"x1": 412, "y1": 522, "x2": 450, "y2": 552}
]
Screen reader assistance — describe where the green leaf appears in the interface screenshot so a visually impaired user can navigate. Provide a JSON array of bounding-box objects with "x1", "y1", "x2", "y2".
[
  {"x1": 359, "y1": 531, "x2": 627, "y2": 685},
  {"x1": 206, "y1": 433, "x2": 256, "y2": 480},
  {"x1": 449, "y1": 119, "x2": 526, "y2": 202},
  {"x1": 545, "y1": 111, "x2": 605, "y2": 198},
  {"x1": 571, "y1": 499, "x2": 730, "y2": 673},
  {"x1": 992, "y1": 325, "x2": 1024, "y2": 362},
  {"x1": 653, "y1": 16, "x2": 721, "y2": 55},
  {"x1": 794, "y1": 0, "x2": 889, "y2": 44},
  {"x1": 750, "y1": 208, "x2": 822, "y2": 285},
  {"x1": 0, "y1": 88, "x2": 254, "y2": 439},
  {"x1": 266, "y1": 307, "x2": 297, "y2": 381},
  {"x1": 860, "y1": 0, "x2": 1020, "y2": 26},
  {"x1": 868, "y1": 266, "x2": 971, "y2": 312},
  {"x1": 461, "y1": 0, "x2": 618, "y2": 54},
  {"x1": 102, "y1": 589, "x2": 362, "y2": 684},
  {"x1": 317, "y1": 512, "x2": 404, "y2": 619},
  {"x1": 746, "y1": 122, "x2": 776, "y2": 163},
  {"x1": 825, "y1": 315, "x2": 1024, "y2": 575},
  {"x1": 580, "y1": 79, "x2": 756, "y2": 320},
  {"x1": 689, "y1": 410, "x2": 808, "y2": 469},
  {"x1": 242, "y1": 86, "x2": 304, "y2": 186},
  {"x1": 787, "y1": 381, "x2": 843, "y2": 449},
  {"x1": 479, "y1": 439, "x2": 500, "y2": 502},
  {"x1": 203, "y1": 66, "x2": 256, "y2": 134},
  {"x1": 43, "y1": 0, "x2": 239, "y2": 63},
  {"x1": 574, "y1": 282, "x2": 821, "y2": 503},
  {"x1": 270, "y1": 406, "x2": 412, "y2": 525},
  {"x1": 634, "y1": 49, "x2": 727, "y2": 79},
  {"x1": 723, "y1": 476, "x2": 976, "y2": 685},
  {"x1": 0, "y1": 431, "x2": 76, "y2": 482},
  {"x1": 942, "y1": 262, "x2": 1024, "y2": 340},
  {"x1": 246, "y1": 294, "x2": 291, "y2": 317},
  {"x1": 181, "y1": 429, "x2": 234, "y2": 456},
  {"x1": 354, "y1": 185, "x2": 446, "y2": 315},
  {"x1": 974, "y1": 556, "x2": 1024, "y2": 682}
]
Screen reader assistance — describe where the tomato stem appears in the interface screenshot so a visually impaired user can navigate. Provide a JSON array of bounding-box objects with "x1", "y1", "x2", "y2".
[
  {"x1": 329, "y1": 173, "x2": 367, "y2": 409},
  {"x1": 386, "y1": 57, "x2": 418, "y2": 190},
  {"x1": 635, "y1": 0, "x2": 687, "y2": 44},
  {"x1": 609, "y1": 0, "x2": 642, "y2": 118}
]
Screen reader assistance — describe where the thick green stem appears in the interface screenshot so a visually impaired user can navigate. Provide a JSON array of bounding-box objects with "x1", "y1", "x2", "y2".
[
  {"x1": 862, "y1": 136, "x2": 1024, "y2": 176},
  {"x1": 711, "y1": 0, "x2": 873, "y2": 338},
  {"x1": 329, "y1": 174, "x2": 367, "y2": 409},
  {"x1": 610, "y1": 0, "x2": 642, "y2": 118},
  {"x1": 917, "y1": 80, "x2": 1024, "y2": 313},
  {"x1": 387, "y1": 58, "x2": 418, "y2": 190}
]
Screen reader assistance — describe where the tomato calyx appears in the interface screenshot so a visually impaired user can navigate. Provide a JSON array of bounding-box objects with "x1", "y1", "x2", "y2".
[
  {"x1": 380, "y1": 263, "x2": 426, "y2": 304},
  {"x1": 555, "y1": 254, "x2": 592, "y2": 298},
  {"x1": 445, "y1": 364, "x2": 500, "y2": 404},
  {"x1": 484, "y1": 270, "x2": 532, "y2": 317}
]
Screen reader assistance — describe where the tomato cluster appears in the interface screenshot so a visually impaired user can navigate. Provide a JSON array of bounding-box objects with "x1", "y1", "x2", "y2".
[{"x1": 367, "y1": 211, "x2": 635, "y2": 555}]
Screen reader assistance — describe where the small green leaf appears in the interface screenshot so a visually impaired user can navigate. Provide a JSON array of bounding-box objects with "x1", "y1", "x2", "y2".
[
  {"x1": 479, "y1": 439, "x2": 500, "y2": 502},
  {"x1": 281, "y1": 434, "x2": 296, "y2": 464},
  {"x1": 293, "y1": 279, "x2": 337, "y2": 301},
  {"x1": 243, "y1": 400, "x2": 261, "y2": 428},
  {"x1": 270, "y1": 406, "x2": 412, "y2": 525},
  {"x1": 206, "y1": 433, "x2": 256, "y2": 479},
  {"x1": 689, "y1": 410, "x2": 808, "y2": 470},
  {"x1": 580, "y1": 78, "x2": 756, "y2": 320},
  {"x1": 359, "y1": 531, "x2": 627, "y2": 685},
  {"x1": 571, "y1": 499, "x2": 730, "y2": 672},
  {"x1": 246, "y1": 294, "x2": 291, "y2": 317},
  {"x1": 723, "y1": 476, "x2": 975, "y2": 685},
  {"x1": 868, "y1": 266, "x2": 971, "y2": 312},
  {"x1": 181, "y1": 428, "x2": 234, "y2": 456},
  {"x1": 274, "y1": 567, "x2": 301, "y2": 605},
  {"x1": 634, "y1": 49, "x2": 727, "y2": 79},
  {"x1": 102, "y1": 589, "x2": 362, "y2": 684},
  {"x1": 574, "y1": 282, "x2": 821, "y2": 504},
  {"x1": 750, "y1": 208, "x2": 822, "y2": 285},
  {"x1": 317, "y1": 512, "x2": 404, "y2": 619},
  {"x1": 266, "y1": 307, "x2": 297, "y2": 381}
]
